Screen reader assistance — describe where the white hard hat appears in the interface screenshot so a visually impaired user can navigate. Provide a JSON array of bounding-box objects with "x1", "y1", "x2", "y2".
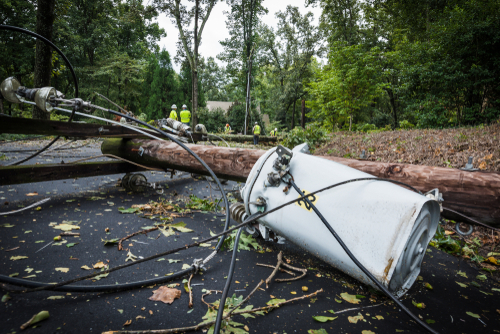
[
  {"x1": 182, "y1": 104, "x2": 187, "y2": 108},
  {"x1": 171, "y1": 104, "x2": 177, "y2": 109},
  {"x1": 275, "y1": 128, "x2": 277, "y2": 131},
  {"x1": 255, "y1": 122, "x2": 258, "y2": 124}
]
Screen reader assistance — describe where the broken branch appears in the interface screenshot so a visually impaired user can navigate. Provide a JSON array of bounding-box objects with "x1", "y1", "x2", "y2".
[
  {"x1": 256, "y1": 263, "x2": 295, "y2": 276},
  {"x1": 187, "y1": 273, "x2": 194, "y2": 308},
  {"x1": 118, "y1": 227, "x2": 159, "y2": 251},
  {"x1": 101, "y1": 289, "x2": 323, "y2": 334}
]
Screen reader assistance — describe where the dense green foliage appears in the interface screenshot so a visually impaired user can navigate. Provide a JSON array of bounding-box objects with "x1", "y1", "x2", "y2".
[{"x1": 2, "y1": 0, "x2": 498, "y2": 131}]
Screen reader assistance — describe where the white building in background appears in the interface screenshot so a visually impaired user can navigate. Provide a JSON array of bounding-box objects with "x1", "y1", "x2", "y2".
[{"x1": 206, "y1": 101, "x2": 234, "y2": 113}]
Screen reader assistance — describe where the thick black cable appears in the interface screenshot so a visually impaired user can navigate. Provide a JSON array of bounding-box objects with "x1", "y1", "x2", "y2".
[
  {"x1": 2, "y1": 268, "x2": 194, "y2": 293},
  {"x1": 214, "y1": 227, "x2": 244, "y2": 334},
  {"x1": 288, "y1": 179, "x2": 439, "y2": 334},
  {"x1": 0, "y1": 25, "x2": 79, "y2": 98},
  {"x1": 0, "y1": 25, "x2": 79, "y2": 166},
  {"x1": 104, "y1": 109, "x2": 231, "y2": 251},
  {"x1": 0, "y1": 178, "x2": 424, "y2": 293}
]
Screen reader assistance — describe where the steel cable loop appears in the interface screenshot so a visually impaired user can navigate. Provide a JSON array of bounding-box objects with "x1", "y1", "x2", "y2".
[
  {"x1": 288, "y1": 178, "x2": 439, "y2": 334},
  {"x1": 0, "y1": 25, "x2": 79, "y2": 166}
]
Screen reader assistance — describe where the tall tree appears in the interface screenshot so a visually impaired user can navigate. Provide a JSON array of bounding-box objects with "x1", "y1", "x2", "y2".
[
  {"x1": 157, "y1": 0, "x2": 218, "y2": 128},
  {"x1": 33, "y1": 0, "x2": 56, "y2": 119},
  {"x1": 218, "y1": 0, "x2": 267, "y2": 134},
  {"x1": 261, "y1": 5, "x2": 320, "y2": 129}
]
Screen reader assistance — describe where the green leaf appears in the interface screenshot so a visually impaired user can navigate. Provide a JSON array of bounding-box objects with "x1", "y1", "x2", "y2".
[
  {"x1": 466, "y1": 312, "x2": 480, "y2": 318},
  {"x1": 66, "y1": 243, "x2": 78, "y2": 248},
  {"x1": 457, "y1": 271, "x2": 468, "y2": 278},
  {"x1": 2, "y1": 293, "x2": 11, "y2": 302},
  {"x1": 101, "y1": 238, "x2": 119, "y2": 245},
  {"x1": 10, "y1": 256, "x2": 28, "y2": 261},
  {"x1": 476, "y1": 274, "x2": 487, "y2": 281},
  {"x1": 456, "y1": 282, "x2": 467, "y2": 288},
  {"x1": 266, "y1": 298, "x2": 286, "y2": 306},
  {"x1": 425, "y1": 319, "x2": 435, "y2": 324},
  {"x1": 22, "y1": 311, "x2": 49, "y2": 329},
  {"x1": 312, "y1": 316, "x2": 338, "y2": 322},
  {"x1": 92, "y1": 273, "x2": 109, "y2": 281},
  {"x1": 117, "y1": 309, "x2": 123, "y2": 314},
  {"x1": 9, "y1": 273, "x2": 19, "y2": 277},
  {"x1": 168, "y1": 259, "x2": 181, "y2": 263},
  {"x1": 470, "y1": 281, "x2": 481, "y2": 288},
  {"x1": 308, "y1": 329, "x2": 328, "y2": 334},
  {"x1": 118, "y1": 207, "x2": 141, "y2": 214},
  {"x1": 340, "y1": 292, "x2": 360, "y2": 304},
  {"x1": 492, "y1": 288, "x2": 500, "y2": 292},
  {"x1": 47, "y1": 296, "x2": 64, "y2": 300},
  {"x1": 170, "y1": 221, "x2": 193, "y2": 233}
]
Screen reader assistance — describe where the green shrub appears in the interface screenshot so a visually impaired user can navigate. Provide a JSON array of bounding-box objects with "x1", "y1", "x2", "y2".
[
  {"x1": 281, "y1": 123, "x2": 328, "y2": 152},
  {"x1": 399, "y1": 120, "x2": 415, "y2": 129}
]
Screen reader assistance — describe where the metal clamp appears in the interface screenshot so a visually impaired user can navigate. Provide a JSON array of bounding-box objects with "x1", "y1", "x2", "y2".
[
  {"x1": 98, "y1": 126, "x2": 109, "y2": 134},
  {"x1": 455, "y1": 223, "x2": 473, "y2": 236},
  {"x1": 138, "y1": 147, "x2": 144, "y2": 157},
  {"x1": 192, "y1": 258, "x2": 206, "y2": 273},
  {"x1": 461, "y1": 156, "x2": 478, "y2": 171}
]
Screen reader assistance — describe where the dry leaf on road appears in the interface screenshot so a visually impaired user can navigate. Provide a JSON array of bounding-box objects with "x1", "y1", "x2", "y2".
[
  {"x1": 26, "y1": 192, "x2": 38, "y2": 196},
  {"x1": 148, "y1": 286, "x2": 181, "y2": 304}
]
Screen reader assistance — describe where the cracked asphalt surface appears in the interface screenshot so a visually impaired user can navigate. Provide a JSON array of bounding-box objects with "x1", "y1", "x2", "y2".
[{"x1": 1, "y1": 139, "x2": 499, "y2": 334}]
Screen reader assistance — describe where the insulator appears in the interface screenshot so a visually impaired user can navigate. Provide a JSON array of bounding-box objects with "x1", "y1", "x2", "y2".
[
  {"x1": 230, "y1": 202, "x2": 247, "y2": 224},
  {"x1": 0, "y1": 77, "x2": 22, "y2": 103},
  {"x1": 34, "y1": 87, "x2": 57, "y2": 112},
  {"x1": 166, "y1": 118, "x2": 192, "y2": 134}
]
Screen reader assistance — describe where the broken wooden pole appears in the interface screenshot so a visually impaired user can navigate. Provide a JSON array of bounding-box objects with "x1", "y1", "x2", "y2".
[
  {"x1": 101, "y1": 138, "x2": 263, "y2": 182},
  {"x1": 0, "y1": 161, "x2": 148, "y2": 186},
  {"x1": 212, "y1": 133, "x2": 277, "y2": 143},
  {"x1": 101, "y1": 138, "x2": 500, "y2": 225}
]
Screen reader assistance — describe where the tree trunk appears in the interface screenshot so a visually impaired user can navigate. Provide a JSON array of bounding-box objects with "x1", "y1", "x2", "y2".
[
  {"x1": 349, "y1": 114, "x2": 352, "y2": 131},
  {"x1": 301, "y1": 99, "x2": 305, "y2": 128},
  {"x1": 386, "y1": 87, "x2": 398, "y2": 128},
  {"x1": 191, "y1": 0, "x2": 200, "y2": 129},
  {"x1": 32, "y1": 0, "x2": 56, "y2": 120}
]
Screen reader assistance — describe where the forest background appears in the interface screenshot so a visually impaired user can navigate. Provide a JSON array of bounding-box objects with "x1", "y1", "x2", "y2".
[{"x1": 1, "y1": 0, "x2": 499, "y2": 135}]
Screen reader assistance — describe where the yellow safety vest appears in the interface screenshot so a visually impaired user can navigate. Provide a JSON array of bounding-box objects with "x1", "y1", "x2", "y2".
[
  {"x1": 169, "y1": 110, "x2": 178, "y2": 121},
  {"x1": 225, "y1": 125, "x2": 231, "y2": 133},
  {"x1": 253, "y1": 125, "x2": 261, "y2": 135},
  {"x1": 271, "y1": 130, "x2": 277, "y2": 136},
  {"x1": 180, "y1": 109, "x2": 191, "y2": 123}
]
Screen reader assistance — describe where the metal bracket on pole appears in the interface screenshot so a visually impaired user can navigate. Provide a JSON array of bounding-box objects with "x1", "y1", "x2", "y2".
[{"x1": 461, "y1": 156, "x2": 478, "y2": 171}]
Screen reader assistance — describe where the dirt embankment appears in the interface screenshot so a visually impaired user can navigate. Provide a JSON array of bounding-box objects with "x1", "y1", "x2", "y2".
[{"x1": 316, "y1": 123, "x2": 500, "y2": 172}]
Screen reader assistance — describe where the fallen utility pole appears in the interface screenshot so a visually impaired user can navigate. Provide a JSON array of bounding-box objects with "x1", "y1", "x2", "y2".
[
  {"x1": 0, "y1": 161, "x2": 148, "y2": 186},
  {"x1": 0, "y1": 115, "x2": 198, "y2": 140},
  {"x1": 101, "y1": 138, "x2": 500, "y2": 225},
  {"x1": 212, "y1": 133, "x2": 277, "y2": 143}
]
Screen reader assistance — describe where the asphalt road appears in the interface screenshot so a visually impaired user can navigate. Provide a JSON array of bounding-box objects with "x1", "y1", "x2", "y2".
[{"x1": 1, "y1": 139, "x2": 499, "y2": 334}]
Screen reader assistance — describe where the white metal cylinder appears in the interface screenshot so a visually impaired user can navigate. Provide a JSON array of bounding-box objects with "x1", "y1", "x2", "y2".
[{"x1": 241, "y1": 146, "x2": 440, "y2": 296}]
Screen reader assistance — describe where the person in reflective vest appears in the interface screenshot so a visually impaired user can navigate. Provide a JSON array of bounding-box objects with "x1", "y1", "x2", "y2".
[
  {"x1": 225, "y1": 123, "x2": 231, "y2": 133},
  {"x1": 169, "y1": 104, "x2": 178, "y2": 121},
  {"x1": 270, "y1": 128, "x2": 278, "y2": 136},
  {"x1": 252, "y1": 122, "x2": 261, "y2": 145},
  {"x1": 180, "y1": 104, "x2": 191, "y2": 124}
]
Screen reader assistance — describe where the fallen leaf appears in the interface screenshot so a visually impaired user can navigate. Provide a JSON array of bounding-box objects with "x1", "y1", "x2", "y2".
[
  {"x1": 478, "y1": 161, "x2": 487, "y2": 170},
  {"x1": 170, "y1": 221, "x2": 193, "y2": 233},
  {"x1": 149, "y1": 286, "x2": 181, "y2": 304},
  {"x1": 362, "y1": 331, "x2": 376, "y2": 334},
  {"x1": 302, "y1": 286, "x2": 309, "y2": 292},
  {"x1": 312, "y1": 315, "x2": 337, "y2": 322},
  {"x1": 456, "y1": 282, "x2": 468, "y2": 288},
  {"x1": 55, "y1": 267, "x2": 69, "y2": 273},
  {"x1": 117, "y1": 309, "x2": 123, "y2": 314},
  {"x1": 149, "y1": 310, "x2": 153, "y2": 315},
  {"x1": 2, "y1": 293, "x2": 11, "y2": 302},
  {"x1": 9, "y1": 273, "x2": 19, "y2": 277},
  {"x1": 126, "y1": 251, "x2": 137, "y2": 262},
  {"x1": 487, "y1": 252, "x2": 500, "y2": 257},
  {"x1": 81, "y1": 265, "x2": 92, "y2": 270},
  {"x1": 26, "y1": 192, "x2": 38, "y2": 196},
  {"x1": 341, "y1": 292, "x2": 360, "y2": 304},
  {"x1": 348, "y1": 313, "x2": 364, "y2": 323},
  {"x1": 376, "y1": 315, "x2": 384, "y2": 320},
  {"x1": 308, "y1": 330, "x2": 328, "y2": 334},
  {"x1": 424, "y1": 283, "x2": 433, "y2": 290},
  {"x1": 466, "y1": 312, "x2": 480, "y2": 318},
  {"x1": 66, "y1": 243, "x2": 78, "y2": 248},
  {"x1": 123, "y1": 320, "x2": 132, "y2": 326},
  {"x1": 136, "y1": 315, "x2": 145, "y2": 320},
  {"x1": 93, "y1": 261, "x2": 105, "y2": 269},
  {"x1": 10, "y1": 256, "x2": 28, "y2": 261},
  {"x1": 93, "y1": 273, "x2": 109, "y2": 281},
  {"x1": 485, "y1": 257, "x2": 498, "y2": 265},
  {"x1": 199, "y1": 243, "x2": 212, "y2": 247},
  {"x1": 476, "y1": 274, "x2": 487, "y2": 281},
  {"x1": 53, "y1": 224, "x2": 80, "y2": 231},
  {"x1": 291, "y1": 291, "x2": 297, "y2": 295},
  {"x1": 426, "y1": 319, "x2": 435, "y2": 324},
  {"x1": 492, "y1": 288, "x2": 500, "y2": 292},
  {"x1": 20, "y1": 310, "x2": 49, "y2": 330},
  {"x1": 47, "y1": 296, "x2": 64, "y2": 300},
  {"x1": 168, "y1": 259, "x2": 180, "y2": 263},
  {"x1": 266, "y1": 298, "x2": 286, "y2": 306}
]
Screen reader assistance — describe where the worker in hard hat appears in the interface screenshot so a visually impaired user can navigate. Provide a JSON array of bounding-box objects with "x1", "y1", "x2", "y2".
[
  {"x1": 252, "y1": 121, "x2": 261, "y2": 145},
  {"x1": 225, "y1": 123, "x2": 231, "y2": 134},
  {"x1": 270, "y1": 128, "x2": 278, "y2": 137},
  {"x1": 169, "y1": 104, "x2": 178, "y2": 121},
  {"x1": 180, "y1": 104, "x2": 191, "y2": 124}
]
